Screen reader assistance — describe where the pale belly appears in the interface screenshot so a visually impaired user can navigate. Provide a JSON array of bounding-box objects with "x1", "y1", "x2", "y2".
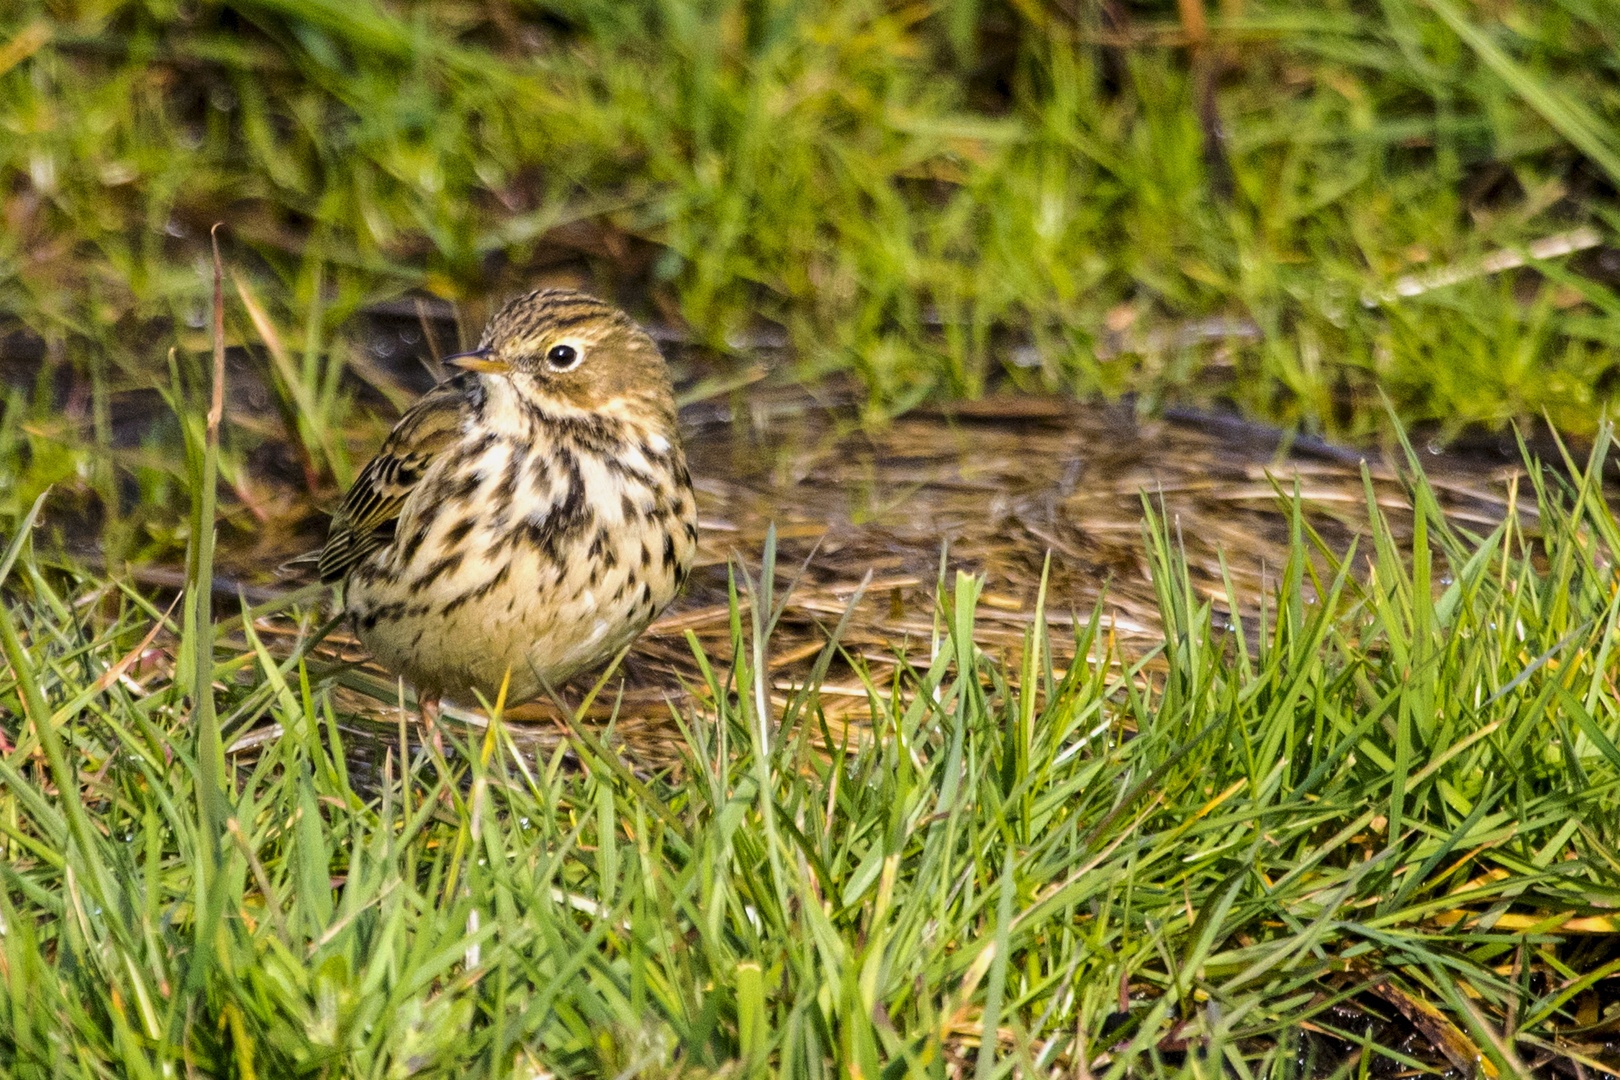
[{"x1": 346, "y1": 437, "x2": 695, "y2": 706}]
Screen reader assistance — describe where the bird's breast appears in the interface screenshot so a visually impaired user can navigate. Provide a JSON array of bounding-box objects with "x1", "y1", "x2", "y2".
[{"x1": 346, "y1": 427, "x2": 696, "y2": 703}]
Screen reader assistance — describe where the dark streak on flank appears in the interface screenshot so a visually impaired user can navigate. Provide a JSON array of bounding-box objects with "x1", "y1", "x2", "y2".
[
  {"x1": 398, "y1": 521, "x2": 431, "y2": 566},
  {"x1": 443, "y1": 517, "x2": 476, "y2": 548},
  {"x1": 410, "y1": 551, "x2": 465, "y2": 594},
  {"x1": 586, "y1": 526, "x2": 616, "y2": 569},
  {"x1": 448, "y1": 430, "x2": 498, "y2": 465},
  {"x1": 360, "y1": 600, "x2": 408, "y2": 632},
  {"x1": 419, "y1": 465, "x2": 482, "y2": 509},
  {"x1": 599, "y1": 452, "x2": 659, "y2": 488},
  {"x1": 441, "y1": 563, "x2": 512, "y2": 618}
]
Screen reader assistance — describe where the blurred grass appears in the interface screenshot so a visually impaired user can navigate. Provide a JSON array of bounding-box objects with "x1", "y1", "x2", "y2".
[
  {"x1": 2, "y1": 0, "x2": 1620, "y2": 549},
  {"x1": 3, "y1": 428, "x2": 1620, "y2": 1075},
  {"x1": 5, "y1": 6, "x2": 1620, "y2": 1075}
]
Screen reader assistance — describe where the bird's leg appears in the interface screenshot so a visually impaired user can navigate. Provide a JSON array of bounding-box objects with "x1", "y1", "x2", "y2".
[{"x1": 418, "y1": 691, "x2": 445, "y2": 760}]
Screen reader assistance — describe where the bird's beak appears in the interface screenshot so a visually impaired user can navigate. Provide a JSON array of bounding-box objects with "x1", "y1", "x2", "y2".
[{"x1": 441, "y1": 347, "x2": 508, "y2": 373}]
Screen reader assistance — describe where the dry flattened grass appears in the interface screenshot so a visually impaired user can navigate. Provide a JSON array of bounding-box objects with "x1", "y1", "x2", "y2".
[{"x1": 228, "y1": 386, "x2": 1535, "y2": 769}]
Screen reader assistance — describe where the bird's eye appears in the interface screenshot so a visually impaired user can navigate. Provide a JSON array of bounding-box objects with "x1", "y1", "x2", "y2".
[{"x1": 546, "y1": 344, "x2": 581, "y2": 371}]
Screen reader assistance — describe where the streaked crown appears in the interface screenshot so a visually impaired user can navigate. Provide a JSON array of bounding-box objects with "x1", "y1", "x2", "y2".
[{"x1": 445, "y1": 288, "x2": 673, "y2": 417}]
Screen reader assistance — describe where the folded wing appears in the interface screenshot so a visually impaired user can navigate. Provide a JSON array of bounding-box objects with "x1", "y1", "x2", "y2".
[{"x1": 318, "y1": 379, "x2": 469, "y2": 583}]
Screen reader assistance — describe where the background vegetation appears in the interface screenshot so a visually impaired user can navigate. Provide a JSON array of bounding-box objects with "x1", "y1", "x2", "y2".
[
  {"x1": 3, "y1": 0, "x2": 1620, "y2": 515},
  {"x1": 4, "y1": 0, "x2": 1620, "y2": 1075}
]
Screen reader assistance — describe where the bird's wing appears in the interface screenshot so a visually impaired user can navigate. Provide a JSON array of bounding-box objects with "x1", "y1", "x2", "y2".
[{"x1": 318, "y1": 379, "x2": 470, "y2": 583}]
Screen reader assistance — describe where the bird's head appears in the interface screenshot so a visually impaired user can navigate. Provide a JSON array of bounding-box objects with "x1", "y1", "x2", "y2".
[{"x1": 444, "y1": 289, "x2": 674, "y2": 425}]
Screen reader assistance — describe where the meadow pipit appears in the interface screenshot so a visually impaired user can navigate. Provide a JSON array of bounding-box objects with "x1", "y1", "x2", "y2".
[{"x1": 319, "y1": 289, "x2": 698, "y2": 714}]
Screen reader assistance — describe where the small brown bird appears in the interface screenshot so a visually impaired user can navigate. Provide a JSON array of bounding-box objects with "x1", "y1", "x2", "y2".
[{"x1": 319, "y1": 288, "x2": 697, "y2": 714}]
